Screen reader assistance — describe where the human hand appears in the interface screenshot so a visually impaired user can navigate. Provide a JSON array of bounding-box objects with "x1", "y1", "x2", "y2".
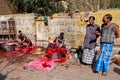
[{"x1": 96, "y1": 31, "x2": 101, "y2": 35}]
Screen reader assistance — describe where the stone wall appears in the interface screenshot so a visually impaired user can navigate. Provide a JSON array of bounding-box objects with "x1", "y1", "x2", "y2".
[
  {"x1": 48, "y1": 10, "x2": 120, "y2": 48},
  {"x1": 0, "y1": 13, "x2": 36, "y2": 42},
  {"x1": 0, "y1": 10, "x2": 120, "y2": 48}
]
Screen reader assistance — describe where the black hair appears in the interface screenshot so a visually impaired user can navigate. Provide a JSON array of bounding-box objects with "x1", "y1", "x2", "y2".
[
  {"x1": 89, "y1": 16, "x2": 95, "y2": 20},
  {"x1": 18, "y1": 30, "x2": 21, "y2": 33},
  {"x1": 105, "y1": 14, "x2": 112, "y2": 21},
  {"x1": 60, "y1": 32, "x2": 64, "y2": 35}
]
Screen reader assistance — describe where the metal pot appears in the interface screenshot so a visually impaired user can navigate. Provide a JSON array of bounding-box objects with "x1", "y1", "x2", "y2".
[
  {"x1": 0, "y1": 41, "x2": 5, "y2": 49},
  {"x1": 3, "y1": 44, "x2": 14, "y2": 52}
]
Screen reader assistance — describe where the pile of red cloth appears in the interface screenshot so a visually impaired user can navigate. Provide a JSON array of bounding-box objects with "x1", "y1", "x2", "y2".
[{"x1": 46, "y1": 47, "x2": 67, "y2": 60}]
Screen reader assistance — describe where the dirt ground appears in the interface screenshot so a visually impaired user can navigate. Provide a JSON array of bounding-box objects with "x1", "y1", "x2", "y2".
[{"x1": 0, "y1": 47, "x2": 120, "y2": 80}]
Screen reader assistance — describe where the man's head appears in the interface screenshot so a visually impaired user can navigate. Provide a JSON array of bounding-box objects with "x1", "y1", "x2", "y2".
[
  {"x1": 60, "y1": 32, "x2": 64, "y2": 37},
  {"x1": 18, "y1": 30, "x2": 22, "y2": 34},
  {"x1": 89, "y1": 16, "x2": 95, "y2": 24},
  {"x1": 103, "y1": 14, "x2": 112, "y2": 24}
]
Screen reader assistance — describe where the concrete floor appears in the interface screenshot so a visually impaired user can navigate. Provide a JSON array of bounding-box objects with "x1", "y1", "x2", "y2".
[
  {"x1": 0, "y1": 57, "x2": 119, "y2": 80},
  {"x1": 0, "y1": 46, "x2": 119, "y2": 80}
]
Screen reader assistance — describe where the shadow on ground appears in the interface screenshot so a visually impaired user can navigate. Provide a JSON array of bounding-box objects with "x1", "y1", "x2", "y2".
[
  {"x1": 113, "y1": 67, "x2": 120, "y2": 75},
  {"x1": 0, "y1": 74, "x2": 7, "y2": 80}
]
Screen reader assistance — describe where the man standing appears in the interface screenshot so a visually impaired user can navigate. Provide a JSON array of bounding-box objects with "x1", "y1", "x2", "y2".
[
  {"x1": 82, "y1": 16, "x2": 100, "y2": 65},
  {"x1": 95, "y1": 14, "x2": 119, "y2": 76}
]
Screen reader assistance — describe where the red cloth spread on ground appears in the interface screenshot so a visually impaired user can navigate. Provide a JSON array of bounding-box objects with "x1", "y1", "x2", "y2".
[
  {"x1": 27, "y1": 58, "x2": 58, "y2": 71},
  {"x1": 2, "y1": 47, "x2": 35, "y2": 57},
  {"x1": 2, "y1": 51, "x2": 23, "y2": 58},
  {"x1": 1, "y1": 42, "x2": 70, "y2": 71},
  {"x1": 21, "y1": 47, "x2": 35, "y2": 54},
  {"x1": 26, "y1": 54, "x2": 70, "y2": 71},
  {"x1": 26, "y1": 47, "x2": 70, "y2": 71}
]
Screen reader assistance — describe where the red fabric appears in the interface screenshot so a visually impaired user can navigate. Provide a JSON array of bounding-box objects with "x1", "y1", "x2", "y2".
[
  {"x1": 2, "y1": 51, "x2": 22, "y2": 57},
  {"x1": 58, "y1": 47, "x2": 67, "y2": 54},
  {"x1": 21, "y1": 47, "x2": 35, "y2": 54},
  {"x1": 21, "y1": 47, "x2": 30, "y2": 54},
  {"x1": 47, "y1": 48, "x2": 67, "y2": 55},
  {"x1": 46, "y1": 48, "x2": 61, "y2": 59},
  {"x1": 46, "y1": 47, "x2": 69, "y2": 62},
  {"x1": 27, "y1": 58, "x2": 58, "y2": 71},
  {"x1": 2, "y1": 47, "x2": 35, "y2": 57},
  {"x1": 29, "y1": 48, "x2": 35, "y2": 54},
  {"x1": 53, "y1": 55, "x2": 70, "y2": 63}
]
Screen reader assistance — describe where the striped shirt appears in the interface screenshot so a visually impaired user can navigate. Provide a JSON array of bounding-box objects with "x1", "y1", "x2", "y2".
[{"x1": 100, "y1": 23, "x2": 117, "y2": 44}]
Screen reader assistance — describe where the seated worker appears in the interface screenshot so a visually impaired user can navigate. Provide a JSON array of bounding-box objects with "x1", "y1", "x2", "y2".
[
  {"x1": 54, "y1": 32, "x2": 66, "y2": 48},
  {"x1": 18, "y1": 30, "x2": 32, "y2": 47},
  {"x1": 47, "y1": 32, "x2": 66, "y2": 48},
  {"x1": 46, "y1": 32, "x2": 67, "y2": 59}
]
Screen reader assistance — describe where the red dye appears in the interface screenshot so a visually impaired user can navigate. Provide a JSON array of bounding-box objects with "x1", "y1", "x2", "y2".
[
  {"x1": 46, "y1": 47, "x2": 67, "y2": 59},
  {"x1": 42, "y1": 62, "x2": 51, "y2": 68},
  {"x1": 27, "y1": 59, "x2": 58, "y2": 71}
]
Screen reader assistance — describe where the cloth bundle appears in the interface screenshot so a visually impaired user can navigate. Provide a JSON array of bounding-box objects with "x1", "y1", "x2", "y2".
[{"x1": 46, "y1": 47, "x2": 67, "y2": 60}]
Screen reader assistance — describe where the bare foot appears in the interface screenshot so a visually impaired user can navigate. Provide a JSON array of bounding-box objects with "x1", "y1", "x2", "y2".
[{"x1": 102, "y1": 72, "x2": 107, "y2": 76}]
